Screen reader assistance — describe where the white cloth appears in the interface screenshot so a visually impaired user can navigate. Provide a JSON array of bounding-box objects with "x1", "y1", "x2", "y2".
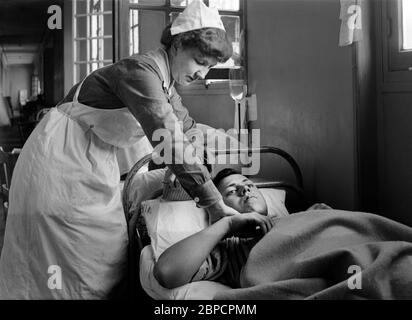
[
  {"x1": 171, "y1": 0, "x2": 225, "y2": 35},
  {"x1": 116, "y1": 136, "x2": 152, "y2": 176},
  {"x1": 0, "y1": 71, "x2": 152, "y2": 298}
]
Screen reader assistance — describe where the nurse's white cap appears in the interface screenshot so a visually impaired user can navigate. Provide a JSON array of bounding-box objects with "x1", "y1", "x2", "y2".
[{"x1": 170, "y1": 0, "x2": 226, "y2": 35}]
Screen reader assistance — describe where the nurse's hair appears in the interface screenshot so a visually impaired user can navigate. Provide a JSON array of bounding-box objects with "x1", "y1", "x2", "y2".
[{"x1": 161, "y1": 24, "x2": 233, "y2": 63}]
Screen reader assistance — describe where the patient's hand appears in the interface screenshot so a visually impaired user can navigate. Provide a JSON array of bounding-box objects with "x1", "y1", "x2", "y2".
[
  {"x1": 307, "y1": 203, "x2": 332, "y2": 210},
  {"x1": 226, "y1": 212, "x2": 275, "y2": 238},
  {"x1": 206, "y1": 200, "x2": 239, "y2": 224}
]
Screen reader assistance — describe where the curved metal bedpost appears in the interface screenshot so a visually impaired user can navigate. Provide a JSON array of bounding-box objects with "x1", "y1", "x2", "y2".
[
  {"x1": 122, "y1": 153, "x2": 153, "y2": 219},
  {"x1": 122, "y1": 153, "x2": 153, "y2": 299},
  {"x1": 211, "y1": 146, "x2": 304, "y2": 190}
]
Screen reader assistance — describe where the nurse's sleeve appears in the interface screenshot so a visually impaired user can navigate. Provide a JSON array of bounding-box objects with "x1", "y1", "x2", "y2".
[
  {"x1": 169, "y1": 86, "x2": 196, "y2": 133},
  {"x1": 114, "y1": 59, "x2": 222, "y2": 208}
]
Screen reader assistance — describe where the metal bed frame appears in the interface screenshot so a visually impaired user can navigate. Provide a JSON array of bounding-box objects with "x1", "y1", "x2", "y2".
[{"x1": 120, "y1": 146, "x2": 305, "y2": 299}]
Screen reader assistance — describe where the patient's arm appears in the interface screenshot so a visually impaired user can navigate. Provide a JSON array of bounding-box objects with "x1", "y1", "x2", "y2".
[{"x1": 153, "y1": 213, "x2": 274, "y2": 289}]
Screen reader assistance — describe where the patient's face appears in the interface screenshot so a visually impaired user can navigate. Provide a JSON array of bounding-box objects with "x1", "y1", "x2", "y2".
[{"x1": 217, "y1": 174, "x2": 268, "y2": 215}]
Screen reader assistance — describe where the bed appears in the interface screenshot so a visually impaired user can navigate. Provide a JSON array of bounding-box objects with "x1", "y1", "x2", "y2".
[{"x1": 121, "y1": 145, "x2": 306, "y2": 300}]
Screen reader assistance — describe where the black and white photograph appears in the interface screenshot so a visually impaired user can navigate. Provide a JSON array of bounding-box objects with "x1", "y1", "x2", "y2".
[{"x1": 0, "y1": 0, "x2": 412, "y2": 308}]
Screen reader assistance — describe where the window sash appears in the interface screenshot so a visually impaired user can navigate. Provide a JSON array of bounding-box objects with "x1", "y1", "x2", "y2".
[
  {"x1": 73, "y1": 0, "x2": 114, "y2": 84},
  {"x1": 118, "y1": 0, "x2": 245, "y2": 81},
  {"x1": 387, "y1": 0, "x2": 412, "y2": 71}
]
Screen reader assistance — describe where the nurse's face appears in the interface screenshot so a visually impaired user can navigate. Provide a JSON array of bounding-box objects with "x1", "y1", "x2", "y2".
[{"x1": 170, "y1": 46, "x2": 217, "y2": 86}]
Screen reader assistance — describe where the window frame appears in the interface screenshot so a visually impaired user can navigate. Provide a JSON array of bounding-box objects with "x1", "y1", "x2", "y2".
[
  {"x1": 386, "y1": 0, "x2": 412, "y2": 72},
  {"x1": 72, "y1": 0, "x2": 114, "y2": 85},
  {"x1": 115, "y1": 0, "x2": 246, "y2": 85}
]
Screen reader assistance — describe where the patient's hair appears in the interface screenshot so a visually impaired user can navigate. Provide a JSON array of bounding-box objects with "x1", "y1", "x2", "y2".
[
  {"x1": 213, "y1": 168, "x2": 241, "y2": 189},
  {"x1": 161, "y1": 24, "x2": 233, "y2": 63}
]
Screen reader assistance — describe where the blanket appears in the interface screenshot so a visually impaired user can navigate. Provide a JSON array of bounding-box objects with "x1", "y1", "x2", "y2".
[{"x1": 214, "y1": 210, "x2": 412, "y2": 299}]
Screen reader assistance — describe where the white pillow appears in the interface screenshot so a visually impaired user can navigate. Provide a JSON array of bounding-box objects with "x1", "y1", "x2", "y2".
[
  {"x1": 141, "y1": 188, "x2": 289, "y2": 261},
  {"x1": 260, "y1": 188, "x2": 289, "y2": 218},
  {"x1": 141, "y1": 199, "x2": 209, "y2": 260}
]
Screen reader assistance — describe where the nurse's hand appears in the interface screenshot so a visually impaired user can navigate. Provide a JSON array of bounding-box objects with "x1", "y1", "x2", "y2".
[{"x1": 206, "y1": 199, "x2": 239, "y2": 224}]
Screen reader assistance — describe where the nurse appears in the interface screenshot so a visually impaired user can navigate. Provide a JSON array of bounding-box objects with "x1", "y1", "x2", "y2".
[{"x1": 0, "y1": 0, "x2": 239, "y2": 299}]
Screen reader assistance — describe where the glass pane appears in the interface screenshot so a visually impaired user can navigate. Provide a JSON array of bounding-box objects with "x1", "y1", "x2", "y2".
[
  {"x1": 75, "y1": 0, "x2": 87, "y2": 15},
  {"x1": 130, "y1": 0, "x2": 166, "y2": 5},
  {"x1": 220, "y1": 16, "x2": 240, "y2": 67},
  {"x1": 75, "y1": 63, "x2": 88, "y2": 83},
  {"x1": 170, "y1": 12, "x2": 180, "y2": 23},
  {"x1": 221, "y1": 15, "x2": 240, "y2": 48},
  {"x1": 139, "y1": 10, "x2": 165, "y2": 53},
  {"x1": 103, "y1": 13, "x2": 112, "y2": 35},
  {"x1": 90, "y1": 38, "x2": 101, "y2": 61},
  {"x1": 90, "y1": 14, "x2": 102, "y2": 37},
  {"x1": 104, "y1": 38, "x2": 113, "y2": 61},
  {"x1": 89, "y1": 0, "x2": 102, "y2": 13},
  {"x1": 209, "y1": 0, "x2": 239, "y2": 11},
  {"x1": 90, "y1": 62, "x2": 100, "y2": 72},
  {"x1": 75, "y1": 16, "x2": 87, "y2": 38},
  {"x1": 103, "y1": 0, "x2": 113, "y2": 11},
  {"x1": 129, "y1": 9, "x2": 139, "y2": 55},
  {"x1": 402, "y1": 0, "x2": 412, "y2": 50},
  {"x1": 74, "y1": 40, "x2": 87, "y2": 61},
  {"x1": 130, "y1": 9, "x2": 165, "y2": 55},
  {"x1": 171, "y1": 0, "x2": 195, "y2": 7}
]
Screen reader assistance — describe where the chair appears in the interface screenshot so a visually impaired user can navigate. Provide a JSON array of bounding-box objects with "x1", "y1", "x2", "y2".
[
  {"x1": 4, "y1": 96, "x2": 22, "y2": 126},
  {"x1": 0, "y1": 147, "x2": 20, "y2": 221},
  {"x1": 3, "y1": 96, "x2": 26, "y2": 143}
]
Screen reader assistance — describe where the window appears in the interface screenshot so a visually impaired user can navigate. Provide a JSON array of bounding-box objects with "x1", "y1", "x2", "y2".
[
  {"x1": 120, "y1": 0, "x2": 245, "y2": 80},
  {"x1": 402, "y1": 0, "x2": 412, "y2": 50},
  {"x1": 387, "y1": 0, "x2": 412, "y2": 71},
  {"x1": 72, "y1": 0, "x2": 114, "y2": 84}
]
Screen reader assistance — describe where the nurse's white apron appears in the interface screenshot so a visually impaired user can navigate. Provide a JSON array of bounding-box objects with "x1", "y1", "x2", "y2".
[{"x1": 0, "y1": 77, "x2": 150, "y2": 299}]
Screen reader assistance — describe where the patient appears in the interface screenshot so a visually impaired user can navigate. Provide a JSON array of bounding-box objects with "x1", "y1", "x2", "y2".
[
  {"x1": 153, "y1": 168, "x2": 279, "y2": 289},
  {"x1": 153, "y1": 170, "x2": 412, "y2": 299}
]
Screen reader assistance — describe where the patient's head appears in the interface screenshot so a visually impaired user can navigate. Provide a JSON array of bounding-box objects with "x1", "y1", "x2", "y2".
[{"x1": 213, "y1": 169, "x2": 268, "y2": 215}]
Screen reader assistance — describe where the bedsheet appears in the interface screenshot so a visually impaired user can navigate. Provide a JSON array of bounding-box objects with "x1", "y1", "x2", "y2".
[{"x1": 214, "y1": 209, "x2": 412, "y2": 300}]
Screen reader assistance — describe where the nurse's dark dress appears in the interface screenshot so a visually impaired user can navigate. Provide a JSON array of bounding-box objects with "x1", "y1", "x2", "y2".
[{"x1": 0, "y1": 48, "x2": 222, "y2": 299}]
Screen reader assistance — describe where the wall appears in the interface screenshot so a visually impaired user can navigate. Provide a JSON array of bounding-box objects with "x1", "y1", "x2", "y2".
[
  {"x1": 179, "y1": 85, "x2": 237, "y2": 130},
  {"x1": 42, "y1": 27, "x2": 64, "y2": 107},
  {"x1": 246, "y1": 0, "x2": 359, "y2": 210},
  {"x1": 8, "y1": 64, "x2": 33, "y2": 110}
]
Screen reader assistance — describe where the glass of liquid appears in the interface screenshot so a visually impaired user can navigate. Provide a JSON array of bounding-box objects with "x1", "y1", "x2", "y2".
[{"x1": 229, "y1": 66, "x2": 246, "y2": 144}]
